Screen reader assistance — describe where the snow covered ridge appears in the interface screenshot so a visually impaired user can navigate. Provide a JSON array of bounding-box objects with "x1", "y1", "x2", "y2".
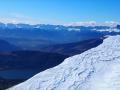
[
  {"x1": 8, "y1": 35, "x2": 120, "y2": 90},
  {"x1": 0, "y1": 22, "x2": 120, "y2": 31},
  {"x1": 94, "y1": 28, "x2": 120, "y2": 32}
]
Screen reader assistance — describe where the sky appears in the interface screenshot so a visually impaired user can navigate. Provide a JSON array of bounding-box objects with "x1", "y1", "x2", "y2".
[{"x1": 0, "y1": 0, "x2": 119, "y2": 24}]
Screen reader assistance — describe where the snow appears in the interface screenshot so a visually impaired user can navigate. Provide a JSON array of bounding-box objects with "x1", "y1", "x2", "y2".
[
  {"x1": 8, "y1": 35, "x2": 120, "y2": 90},
  {"x1": 64, "y1": 21, "x2": 97, "y2": 26},
  {"x1": 95, "y1": 28, "x2": 120, "y2": 32},
  {"x1": 67, "y1": 28, "x2": 81, "y2": 31},
  {"x1": 64, "y1": 21, "x2": 119, "y2": 27}
]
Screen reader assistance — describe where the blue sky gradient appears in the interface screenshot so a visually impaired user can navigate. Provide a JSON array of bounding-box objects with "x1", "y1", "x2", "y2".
[{"x1": 0, "y1": 0, "x2": 119, "y2": 24}]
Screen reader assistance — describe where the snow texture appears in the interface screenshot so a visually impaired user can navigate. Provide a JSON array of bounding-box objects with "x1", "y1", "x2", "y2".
[{"x1": 8, "y1": 35, "x2": 120, "y2": 90}]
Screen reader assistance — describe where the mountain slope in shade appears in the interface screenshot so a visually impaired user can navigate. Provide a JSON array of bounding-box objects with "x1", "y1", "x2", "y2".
[
  {"x1": 0, "y1": 38, "x2": 103, "y2": 90},
  {"x1": 9, "y1": 35, "x2": 120, "y2": 90},
  {"x1": 0, "y1": 51, "x2": 67, "y2": 71},
  {"x1": 41, "y1": 38, "x2": 104, "y2": 56},
  {"x1": 0, "y1": 39, "x2": 20, "y2": 52}
]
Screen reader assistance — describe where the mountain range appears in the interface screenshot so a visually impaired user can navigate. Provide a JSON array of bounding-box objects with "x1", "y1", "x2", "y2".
[
  {"x1": 0, "y1": 22, "x2": 120, "y2": 50},
  {"x1": 0, "y1": 22, "x2": 120, "y2": 30},
  {"x1": 9, "y1": 35, "x2": 120, "y2": 90}
]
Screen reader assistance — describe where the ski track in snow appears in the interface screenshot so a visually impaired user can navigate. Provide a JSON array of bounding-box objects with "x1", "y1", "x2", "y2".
[{"x1": 8, "y1": 35, "x2": 120, "y2": 90}]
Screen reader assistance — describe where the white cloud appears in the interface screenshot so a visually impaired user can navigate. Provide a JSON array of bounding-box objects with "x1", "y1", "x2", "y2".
[
  {"x1": 0, "y1": 13, "x2": 42, "y2": 24},
  {"x1": 64, "y1": 21, "x2": 97, "y2": 26},
  {"x1": 0, "y1": 14, "x2": 119, "y2": 27},
  {"x1": 64, "y1": 21, "x2": 120, "y2": 27},
  {"x1": 104, "y1": 21, "x2": 119, "y2": 27}
]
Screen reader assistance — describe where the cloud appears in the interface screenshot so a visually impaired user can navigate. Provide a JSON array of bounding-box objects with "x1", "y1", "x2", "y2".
[
  {"x1": 64, "y1": 21, "x2": 120, "y2": 27},
  {"x1": 0, "y1": 13, "x2": 41, "y2": 24},
  {"x1": 64, "y1": 21, "x2": 97, "y2": 26},
  {"x1": 104, "y1": 21, "x2": 119, "y2": 27},
  {"x1": 0, "y1": 14, "x2": 119, "y2": 26}
]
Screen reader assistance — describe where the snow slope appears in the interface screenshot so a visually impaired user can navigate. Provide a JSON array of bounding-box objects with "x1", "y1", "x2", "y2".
[{"x1": 8, "y1": 35, "x2": 120, "y2": 90}]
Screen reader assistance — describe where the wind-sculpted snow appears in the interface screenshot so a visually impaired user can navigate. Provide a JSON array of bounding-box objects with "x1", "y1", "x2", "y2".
[{"x1": 8, "y1": 35, "x2": 120, "y2": 90}]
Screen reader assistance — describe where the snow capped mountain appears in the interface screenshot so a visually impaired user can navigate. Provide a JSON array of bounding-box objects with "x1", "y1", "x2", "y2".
[
  {"x1": 64, "y1": 21, "x2": 97, "y2": 26},
  {"x1": 0, "y1": 22, "x2": 119, "y2": 32},
  {"x1": 8, "y1": 35, "x2": 120, "y2": 90},
  {"x1": 64, "y1": 21, "x2": 119, "y2": 27},
  {"x1": 95, "y1": 28, "x2": 120, "y2": 33}
]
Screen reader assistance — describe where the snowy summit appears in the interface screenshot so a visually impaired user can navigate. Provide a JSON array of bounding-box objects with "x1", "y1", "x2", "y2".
[{"x1": 9, "y1": 35, "x2": 120, "y2": 90}]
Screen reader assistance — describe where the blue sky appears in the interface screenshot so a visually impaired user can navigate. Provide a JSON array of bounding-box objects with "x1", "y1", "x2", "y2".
[{"x1": 0, "y1": 0, "x2": 119, "y2": 24}]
